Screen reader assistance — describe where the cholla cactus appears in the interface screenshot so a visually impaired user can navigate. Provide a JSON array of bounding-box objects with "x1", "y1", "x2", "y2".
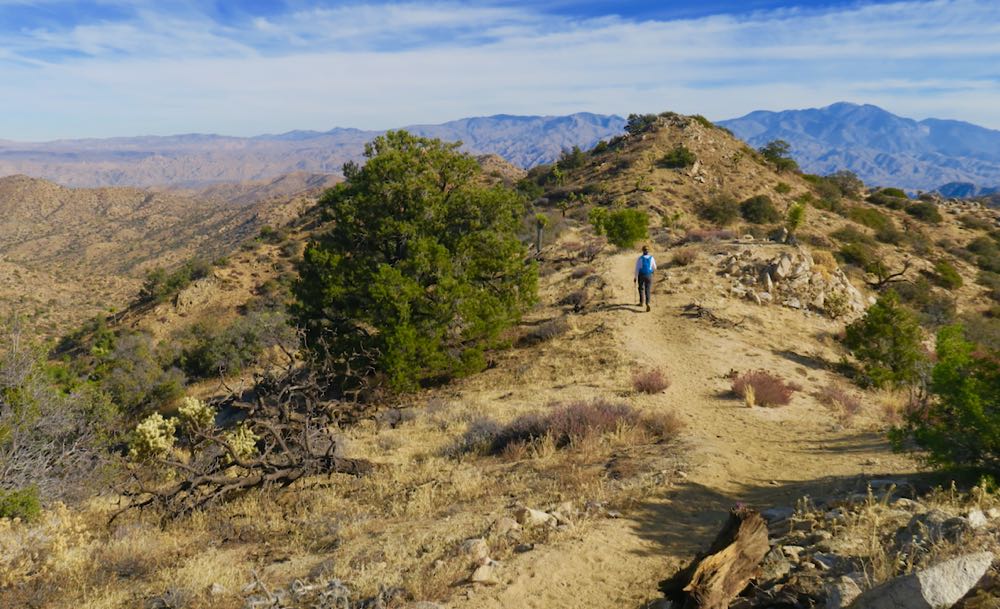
[
  {"x1": 129, "y1": 413, "x2": 177, "y2": 461},
  {"x1": 177, "y1": 396, "x2": 216, "y2": 432},
  {"x1": 224, "y1": 423, "x2": 259, "y2": 462}
]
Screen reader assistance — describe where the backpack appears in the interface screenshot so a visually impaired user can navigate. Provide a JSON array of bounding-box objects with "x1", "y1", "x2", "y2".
[{"x1": 640, "y1": 254, "x2": 654, "y2": 275}]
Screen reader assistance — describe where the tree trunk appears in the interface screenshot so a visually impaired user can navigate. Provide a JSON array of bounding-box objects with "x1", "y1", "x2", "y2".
[{"x1": 659, "y1": 506, "x2": 770, "y2": 609}]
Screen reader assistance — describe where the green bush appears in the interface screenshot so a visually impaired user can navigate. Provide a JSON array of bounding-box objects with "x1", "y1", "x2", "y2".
[
  {"x1": 775, "y1": 182, "x2": 792, "y2": 194},
  {"x1": 557, "y1": 146, "x2": 587, "y2": 171},
  {"x1": 848, "y1": 207, "x2": 892, "y2": 231},
  {"x1": 592, "y1": 208, "x2": 649, "y2": 248},
  {"x1": 826, "y1": 171, "x2": 865, "y2": 199},
  {"x1": 892, "y1": 325, "x2": 1000, "y2": 471},
  {"x1": 785, "y1": 203, "x2": 806, "y2": 236},
  {"x1": 658, "y1": 144, "x2": 697, "y2": 169},
  {"x1": 698, "y1": 195, "x2": 740, "y2": 226},
  {"x1": 837, "y1": 243, "x2": 877, "y2": 268},
  {"x1": 895, "y1": 278, "x2": 957, "y2": 328},
  {"x1": 293, "y1": 131, "x2": 537, "y2": 393},
  {"x1": 932, "y1": 260, "x2": 963, "y2": 289},
  {"x1": 978, "y1": 271, "x2": 1000, "y2": 302},
  {"x1": 689, "y1": 114, "x2": 715, "y2": 129},
  {"x1": 0, "y1": 486, "x2": 41, "y2": 521},
  {"x1": 843, "y1": 291, "x2": 927, "y2": 389},
  {"x1": 98, "y1": 332, "x2": 185, "y2": 414},
  {"x1": 968, "y1": 237, "x2": 1000, "y2": 273},
  {"x1": 739, "y1": 195, "x2": 780, "y2": 224},
  {"x1": 178, "y1": 311, "x2": 297, "y2": 379},
  {"x1": 905, "y1": 202, "x2": 943, "y2": 224},
  {"x1": 138, "y1": 258, "x2": 212, "y2": 305},
  {"x1": 831, "y1": 225, "x2": 876, "y2": 246},
  {"x1": 867, "y1": 189, "x2": 909, "y2": 210},
  {"x1": 758, "y1": 140, "x2": 799, "y2": 172},
  {"x1": 625, "y1": 113, "x2": 659, "y2": 136}
]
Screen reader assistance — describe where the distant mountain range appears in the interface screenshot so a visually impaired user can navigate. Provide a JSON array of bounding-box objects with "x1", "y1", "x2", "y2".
[
  {"x1": 0, "y1": 113, "x2": 624, "y2": 188},
  {"x1": 718, "y1": 102, "x2": 1000, "y2": 194}
]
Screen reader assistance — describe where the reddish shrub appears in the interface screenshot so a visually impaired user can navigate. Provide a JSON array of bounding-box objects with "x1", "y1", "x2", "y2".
[
  {"x1": 671, "y1": 247, "x2": 698, "y2": 266},
  {"x1": 632, "y1": 369, "x2": 671, "y2": 394},
  {"x1": 465, "y1": 399, "x2": 683, "y2": 455},
  {"x1": 815, "y1": 383, "x2": 863, "y2": 421},
  {"x1": 682, "y1": 229, "x2": 736, "y2": 243},
  {"x1": 731, "y1": 370, "x2": 796, "y2": 407},
  {"x1": 570, "y1": 265, "x2": 597, "y2": 279}
]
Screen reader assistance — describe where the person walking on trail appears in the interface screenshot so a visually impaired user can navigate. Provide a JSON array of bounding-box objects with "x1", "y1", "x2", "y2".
[{"x1": 634, "y1": 245, "x2": 657, "y2": 312}]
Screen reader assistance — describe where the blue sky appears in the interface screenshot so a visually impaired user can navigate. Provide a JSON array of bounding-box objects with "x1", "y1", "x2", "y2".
[{"x1": 0, "y1": 0, "x2": 998, "y2": 140}]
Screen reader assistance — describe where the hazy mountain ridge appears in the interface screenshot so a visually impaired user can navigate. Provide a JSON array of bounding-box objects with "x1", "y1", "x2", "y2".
[
  {"x1": 0, "y1": 113, "x2": 625, "y2": 188},
  {"x1": 719, "y1": 102, "x2": 1000, "y2": 193}
]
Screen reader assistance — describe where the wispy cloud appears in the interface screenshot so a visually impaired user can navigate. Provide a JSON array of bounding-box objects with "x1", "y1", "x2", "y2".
[{"x1": 1, "y1": 0, "x2": 999, "y2": 139}]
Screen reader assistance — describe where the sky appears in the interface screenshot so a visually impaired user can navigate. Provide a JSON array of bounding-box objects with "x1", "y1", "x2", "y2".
[{"x1": 1, "y1": 0, "x2": 999, "y2": 140}]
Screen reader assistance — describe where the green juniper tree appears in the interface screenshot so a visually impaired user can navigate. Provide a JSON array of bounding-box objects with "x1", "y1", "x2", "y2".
[{"x1": 293, "y1": 131, "x2": 537, "y2": 393}]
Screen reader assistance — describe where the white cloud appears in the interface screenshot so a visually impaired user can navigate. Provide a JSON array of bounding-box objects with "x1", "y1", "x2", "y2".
[{"x1": 1, "y1": 0, "x2": 999, "y2": 139}]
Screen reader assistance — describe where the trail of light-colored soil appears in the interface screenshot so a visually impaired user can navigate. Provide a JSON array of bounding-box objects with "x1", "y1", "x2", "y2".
[{"x1": 457, "y1": 251, "x2": 916, "y2": 609}]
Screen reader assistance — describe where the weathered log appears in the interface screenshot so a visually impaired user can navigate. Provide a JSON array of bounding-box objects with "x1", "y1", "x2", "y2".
[{"x1": 660, "y1": 506, "x2": 770, "y2": 609}]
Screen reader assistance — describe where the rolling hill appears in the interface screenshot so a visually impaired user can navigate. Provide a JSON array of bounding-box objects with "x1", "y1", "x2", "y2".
[{"x1": 0, "y1": 113, "x2": 624, "y2": 188}]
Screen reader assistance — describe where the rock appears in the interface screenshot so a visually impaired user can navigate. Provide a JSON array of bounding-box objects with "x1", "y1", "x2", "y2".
[
  {"x1": 762, "y1": 507, "x2": 795, "y2": 522},
  {"x1": 514, "y1": 506, "x2": 556, "y2": 527},
  {"x1": 849, "y1": 552, "x2": 993, "y2": 609},
  {"x1": 966, "y1": 509, "x2": 989, "y2": 529},
  {"x1": 550, "y1": 501, "x2": 576, "y2": 525},
  {"x1": 402, "y1": 603, "x2": 445, "y2": 609},
  {"x1": 491, "y1": 516, "x2": 521, "y2": 536},
  {"x1": 514, "y1": 543, "x2": 534, "y2": 553},
  {"x1": 773, "y1": 254, "x2": 793, "y2": 279},
  {"x1": 758, "y1": 291, "x2": 773, "y2": 303},
  {"x1": 461, "y1": 538, "x2": 490, "y2": 563},
  {"x1": 759, "y1": 546, "x2": 792, "y2": 582},
  {"x1": 751, "y1": 292, "x2": 762, "y2": 306},
  {"x1": 209, "y1": 583, "x2": 226, "y2": 597},
  {"x1": 824, "y1": 575, "x2": 862, "y2": 609},
  {"x1": 782, "y1": 545, "x2": 805, "y2": 562},
  {"x1": 763, "y1": 272, "x2": 775, "y2": 292},
  {"x1": 891, "y1": 498, "x2": 919, "y2": 510},
  {"x1": 812, "y1": 552, "x2": 840, "y2": 571},
  {"x1": 988, "y1": 507, "x2": 1000, "y2": 520},
  {"x1": 469, "y1": 563, "x2": 500, "y2": 585},
  {"x1": 783, "y1": 297, "x2": 803, "y2": 309}
]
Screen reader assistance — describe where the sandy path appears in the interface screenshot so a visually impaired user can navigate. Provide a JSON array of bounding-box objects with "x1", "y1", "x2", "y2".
[{"x1": 458, "y1": 250, "x2": 917, "y2": 609}]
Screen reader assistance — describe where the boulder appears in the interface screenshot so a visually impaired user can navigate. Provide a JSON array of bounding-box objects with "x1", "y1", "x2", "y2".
[
  {"x1": 966, "y1": 509, "x2": 988, "y2": 530},
  {"x1": 514, "y1": 506, "x2": 556, "y2": 527},
  {"x1": 848, "y1": 552, "x2": 993, "y2": 609},
  {"x1": 460, "y1": 538, "x2": 490, "y2": 564},
  {"x1": 469, "y1": 562, "x2": 500, "y2": 585},
  {"x1": 825, "y1": 575, "x2": 862, "y2": 609}
]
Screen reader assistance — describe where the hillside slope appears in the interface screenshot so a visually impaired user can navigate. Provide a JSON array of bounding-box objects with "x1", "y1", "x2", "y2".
[{"x1": 720, "y1": 102, "x2": 1000, "y2": 192}]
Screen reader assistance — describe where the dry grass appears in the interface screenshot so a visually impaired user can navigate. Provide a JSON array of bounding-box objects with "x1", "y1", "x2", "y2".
[
  {"x1": 731, "y1": 370, "x2": 796, "y2": 407},
  {"x1": 518, "y1": 317, "x2": 571, "y2": 346},
  {"x1": 682, "y1": 228, "x2": 736, "y2": 243},
  {"x1": 811, "y1": 249, "x2": 839, "y2": 275},
  {"x1": 631, "y1": 368, "x2": 671, "y2": 394},
  {"x1": 671, "y1": 247, "x2": 698, "y2": 266},
  {"x1": 816, "y1": 382, "x2": 864, "y2": 424}
]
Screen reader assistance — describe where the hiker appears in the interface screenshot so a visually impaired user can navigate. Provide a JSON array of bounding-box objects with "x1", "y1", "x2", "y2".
[{"x1": 634, "y1": 245, "x2": 657, "y2": 311}]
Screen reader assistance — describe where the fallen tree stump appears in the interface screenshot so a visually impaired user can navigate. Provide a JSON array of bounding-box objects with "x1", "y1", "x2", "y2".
[{"x1": 660, "y1": 505, "x2": 770, "y2": 609}]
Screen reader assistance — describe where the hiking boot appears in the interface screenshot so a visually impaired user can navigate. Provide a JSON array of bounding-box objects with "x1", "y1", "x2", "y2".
[{"x1": 646, "y1": 303, "x2": 651, "y2": 312}]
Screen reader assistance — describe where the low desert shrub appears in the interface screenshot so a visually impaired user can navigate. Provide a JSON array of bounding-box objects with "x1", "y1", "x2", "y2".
[
  {"x1": 831, "y1": 225, "x2": 876, "y2": 246},
  {"x1": 671, "y1": 247, "x2": 698, "y2": 266},
  {"x1": 0, "y1": 486, "x2": 42, "y2": 521},
  {"x1": 905, "y1": 202, "x2": 943, "y2": 224},
  {"x1": 775, "y1": 182, "x2": 792, "y2": 194},
  {"x1": 931, "y1": 260, "x2": 963, "y2": 289},
  {"x1": 570, "y1": 265, "x2": 596, "y2": 279},
  {"x1": 959, "y1": 214, "x2": 993, "y2": 231},
  {"x1": 558, "y1": 289, "x2": 590, "y2": 310},
  {"x1": 658, "y1": 144, "x2": 697, "y2": 169},
  {"x1": 843, "y1": 291, "x2": 927, "y2": 389},
  {"x1": 868, "y1": 188, "x2": 909, "y2": 209},
  {"x1": 682, "y1": 228, "x2": 735, "y2": 243},
  {"x1": 465, "y1": 399, "x2": 683, "y2": 456},
  {"x1": 518, "y1": 318, "x2": 570, "y2": 346},
  {"x1": 811, "y1": 250, "x2": 839, "y2": 274},
  {"x1": 740, "y1": 195, "x2": 780, "y2": 224},
  {"x1": 631, "y1": 369, "x2": 670, "y2": 394},
  {"x1": 731, "y1": 370, "x2": 796, "y2": 407},
  {"x1": 591, "y1": 208, "x2": 649, "y2": 248},
  {"x1": 698, "y1": 195, "x2": 740, "y2": 226},
  {"x1": 848, "y1": 207, "x2": 892, "y2": 232},
  {"x1": 815, "y1": 383, "x2": 863, "y2": 423}
]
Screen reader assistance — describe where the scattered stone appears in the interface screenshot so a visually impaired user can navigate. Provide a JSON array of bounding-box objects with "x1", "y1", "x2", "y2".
[
  {"x1": 607, "y1": 510, "x2": 623, "y2": 519},
  {"x1": 823, "y1": 575, "x2": 862, "y2": 609},
  {"x1": 514, "y1": 506, "x2": 556, "y2": 527},
  {"x1": 759, "y1": 546, "x2": 792, "y2": 581},
  {"x1": 469, "y1": 562, "x2": 500, "y2": 585},
  {"x1": 514, "y1": 543, "x2": 534, "y2": 553},
  {"x1": 811, "y1": 552, "x2": 839, "y2": 571},
  {"x1": 461, "y1": 538, "x2": 490, "y2": 564},
  {"x1": 782, "y1": 545, "x2": 805, "y2": 562},
  {"x1": 762, "y1": 507, "x2": 795, "y2": 523},
  {"x1": 849, "y1": 552, "x2": 994, "y2": 609},
  {"x1": 492, "y1": 516, "x2": 521, "y2": 536}
]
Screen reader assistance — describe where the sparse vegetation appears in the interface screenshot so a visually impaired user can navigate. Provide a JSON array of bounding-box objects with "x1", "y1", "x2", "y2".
[
  {"x1": 932, "y1": 260, "x2": 963, "y2": 289},
  {"x1": 758, "y1": 140, "x2": 799, "y2": 172},
  {"x1": 905, "y1": 201, "x2": 944, "y2": 224},
  {"x1": 891, "y1": 325, "x2": 1000, "y2": 471},
  {"x1": 775, "y1": 182, "x2": 792, "y2": 194},
  {"x1": 815, "y1": 383, "x2": 863, "y2": 423},
  {"x1": 731, "y1": 370, "x2": 796, "y2": 407},
  {"x1": 631, "y1": 368, "x2": 670, "y2": 394},
  {"x1": 671, "y1": 247, "x2": 698, "y2": 266},
  {"x1": 658, "y1": 144, "x2": 697, "y2": 169},
  {"x1": 698, "y1": 194, "x2": 740, "y2": 226},
  {"x1": 591, "y1": 207, "x2": 649, "y2": 248},
  {"x1": 137, "y1": 257, "x2": 212, "y2": 306},
  {"x1": 843, "y1": 291, "x2": 927, "y2": 389},
  {"x1": 739, "y1": 195, "x2": 780, "y2": 224}
]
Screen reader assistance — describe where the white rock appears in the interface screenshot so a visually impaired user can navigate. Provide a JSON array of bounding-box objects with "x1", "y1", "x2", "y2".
[
  {"x1": 514, "y1": 506, "x2": 556, "y2": 527},
  {"x1": 966, "y1": 509, "x2": 989, "y2": 529},
  {"x1": 491, "y1": 516, "x2": 521, "y2": 536},
  {"x1": 461, "y1": 538, "x2": 490, "y2": 563},
  {"x1": 849, "y1": 552, "x2": 994, "y2": 609},
  {"x1": 987, "y1": 507, "x2": 1000, "y2": 520},
  {"x1": 469, "y1": 563, "x2": 500, "y2": 585},
  {"x1": 824, "y1": 575, "x2": 862, "y2": 609}
]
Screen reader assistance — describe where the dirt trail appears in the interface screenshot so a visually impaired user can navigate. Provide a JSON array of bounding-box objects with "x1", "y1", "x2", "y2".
[{"x1": 459, "y1": 250, "x2": 917, "y2": 609}]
